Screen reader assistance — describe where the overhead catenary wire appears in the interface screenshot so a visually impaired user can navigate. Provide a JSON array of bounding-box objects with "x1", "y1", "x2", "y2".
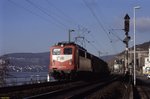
[
  {"x1": 108, "y1": 28, "x2": 126, "y2": 54},
  {"x1": 85, "y1": 39, "x2": 99, "y2": 51},
  {"x1": 93, "y1": 1, "x2": 123, "y2": 43},
  {"x1": 82, "y1": 0, "x2": 115, "y2": 53},
  {"x1": 75, "y1": 31, "x2": 104, "y2": 56},
  {"x1": 25, "y1": 0, "x2": 68, "y2": 29},
  {"x1": 8, "y1": 0, "x2": 122, "y2": 55},
  {"x1": 45, "y1": 0, "x2": 77, "y2": 27},
  {"x1": 83, "y1": 0, "x2": 123, "y2": 54},
  {"x1": 45, "y1": 0, "x2": 95, "y2": 38},
  {"x1": 26, "y1": 0, "x2": 92, "y2": 38},
  {"x1": 93, "y1": 1, "x2": 126, "y2": 54},
  {"x1": 7, "y1": 0, "x2": 66, "y2": 30},
  {"x1": 85, "y1": 38, "x2": 107, "y2": 57},
  {"x1": 7, "y1": 0, "x2": 51, "y2": 24},
  {"x1": 89, "y1": 33, "x2": 106, "y2": 53},
  {"x1": 79, "y1": 29, "x2": 107, "y2": 55},
  {"x1": 8, "y1": 0, "x2": 100, "y2": 50},
  {"x1": 82, "y1": 0, "x2": 112, "y2": 43},
  {"x1": 109, "y1": 31, "x2": 123, "y2": 42}
]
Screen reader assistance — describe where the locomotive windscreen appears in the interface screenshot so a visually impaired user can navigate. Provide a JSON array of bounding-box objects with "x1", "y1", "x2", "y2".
[
  {"x1": 64, "y1": 48, "x2": 72, "y2": 55},
  {"x1": 52, "y1": 49, "x2": 61, "y2": 55}
]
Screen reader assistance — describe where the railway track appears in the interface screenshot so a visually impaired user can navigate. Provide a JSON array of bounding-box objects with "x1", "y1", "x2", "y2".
[
  {"x1": 24, "y1": 75, "x2": 122, "y2": 99},
  {"x1": 135, "y1": 86, "x2": 150, "y2": 99},
  {"x1": 24, "y1": 80, "x2": 107, "y2": 99},
  {"x1": 0, "y1": 80, "x2": 84, "y2": 98},
  {"x1": 133, "y1": 79, "x2": 150, "y2": 99},
  {"x1": 1, "y1": 74, "x2": 133, "y2": 99}
]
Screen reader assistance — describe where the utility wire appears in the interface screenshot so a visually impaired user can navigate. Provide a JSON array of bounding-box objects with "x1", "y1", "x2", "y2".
[
  {"x1": 85, "y1": 39, "x2": 99, "y2": 52},
  {"x1": 46, "y1": 0, "x2": 96, "y2": 43},
  {"x1": 93, "y1": 2, "x2": 125, "y2": 54},
  {"x1": 26, "y1": 0, "x2": 68, "y2": 29},
  {"x1": 83, "y1": 0, "x2": 115, "y2": 54},
  {"x1": 45, "y1": 0, "x2": 76, "y2": 26},
  {"x1": 7, "y1": 0, "x2": 65, "y2": 30},
  {"x1": 83, "y1": 0, "x2": 112, "y2": 43},
  {"x1": 85, "y1": 38, "x2": 107, "y2": 57},
  {"x1": 7, "y1": 0, "x2": 50, "y2": 24},
  {"x1": 109, "y1": 31, "x2": 123, "y2": 42},
  {"x1": 40, "y1": 0, "x2": 98, "y2": 49},
  {"x1": 83, "y1": 0, "x2": 122, "y2": 54},
  {"x1": 89, "y1": 33, "x2": 106, "y2": 52},
  {"x1": 46, "y1": 0, "x2": 94, "y2": 37}
]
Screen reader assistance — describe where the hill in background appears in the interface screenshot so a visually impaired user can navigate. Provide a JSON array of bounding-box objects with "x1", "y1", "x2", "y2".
[
  {"x1": 0, "y1": 52, "x2": 50, "y2": 72},
  {"x1": 105, "y1": 41, "x2": 150, "y2": 70}
]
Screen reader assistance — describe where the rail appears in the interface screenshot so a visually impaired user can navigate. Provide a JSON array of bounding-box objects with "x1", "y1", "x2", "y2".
[
  {"x1": 24, "y1": 74, "x2": 132, "y2": 99},
  {"x1": 0, "y1": 80, "x2": 84, "y2": 98}
]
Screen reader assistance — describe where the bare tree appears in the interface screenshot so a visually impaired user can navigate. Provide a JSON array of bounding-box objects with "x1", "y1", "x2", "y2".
[{"x1": 0, "y1": 58, "x2": 9, "y2": 87}]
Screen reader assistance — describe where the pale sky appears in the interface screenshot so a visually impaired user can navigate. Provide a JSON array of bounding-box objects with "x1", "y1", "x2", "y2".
[{"x1": 0, "y1": 0, "x2": 150, "y2": 56}]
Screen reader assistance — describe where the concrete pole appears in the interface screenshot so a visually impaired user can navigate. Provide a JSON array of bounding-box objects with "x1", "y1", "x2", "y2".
[{"x1": 133, "y1": 6, "x2": 140, "y2": 86}]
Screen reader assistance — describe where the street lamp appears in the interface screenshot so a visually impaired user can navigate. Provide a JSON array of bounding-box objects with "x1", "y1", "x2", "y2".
[
  {"x1": 68, "y1": 29, "x2": 75, "y2": 43},
  {"x1": 133, "y1": 6, "x2": 140, "y2": 86}
]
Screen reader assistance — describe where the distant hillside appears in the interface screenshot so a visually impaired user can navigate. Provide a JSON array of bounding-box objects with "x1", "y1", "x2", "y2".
[
  {"x1": 3, "y1": 52, "x2": 50, "y2": 59},
  {"x1": 101, "y1": 55, "x2": 116, "y2": 62},
  {"x1": 1, "y1": 52, "x2": 50, "y2": 72},
  {"x1": 102, "y1": 41, "x2": 150, "y2": 62},
  {"x1": 107, "y1": 41, "x2": 150, "y2": 68},
  {"x1": 136, "y1": 41, "x2": 150, "y2": 50},
  {"x1": 118, "y1": 41, "x2": 150, "y2": 55}
]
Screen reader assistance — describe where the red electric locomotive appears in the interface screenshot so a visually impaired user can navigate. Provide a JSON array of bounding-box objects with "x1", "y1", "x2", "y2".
[{"x1": 49, "y1": 41, "x2": 109, "y2": 80}]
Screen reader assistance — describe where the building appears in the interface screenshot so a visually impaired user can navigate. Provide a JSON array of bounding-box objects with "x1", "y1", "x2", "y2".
[{"x1": 143, "y1": 47, "x2": 150, "y2": 75}]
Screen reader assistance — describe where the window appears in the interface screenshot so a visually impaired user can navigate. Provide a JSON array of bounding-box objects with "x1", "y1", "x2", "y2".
[
  {"x1": 79, "y1": 49, "x2": 85, "y2": 57},
  {"x1": 87, "y1": 53, "x2": 91, "y2": 59},
  {"x1": 64, "y1": 48, "x2": 72, "y2": 55},
  {"x1": 52, "y1": 49, "x2": 61, "y2": 55}
]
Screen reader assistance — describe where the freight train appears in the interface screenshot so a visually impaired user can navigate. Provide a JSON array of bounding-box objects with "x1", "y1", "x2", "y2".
[{"x1": 48, "y1": 42, "x2": 110, "y2": 80}]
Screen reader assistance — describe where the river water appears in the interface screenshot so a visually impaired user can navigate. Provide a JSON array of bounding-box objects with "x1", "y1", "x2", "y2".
[{"x1": 3, "y1": 72, "x2": 55, "y2": 87}]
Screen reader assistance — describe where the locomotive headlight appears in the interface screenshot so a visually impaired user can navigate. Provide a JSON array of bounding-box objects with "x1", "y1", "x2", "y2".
[{"x1": 61, "y1": 44, "x2": 64, "y2": 47}]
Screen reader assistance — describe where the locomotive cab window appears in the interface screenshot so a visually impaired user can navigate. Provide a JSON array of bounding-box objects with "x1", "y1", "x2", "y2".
[
  {"x1": 79, "y1": 49, "x2": 85, "y2": 57},
  {"x1": 64, "y1": 48, "x2": 72, "y2": 55},
  {"x1": 52, "y1": 49, "x2": 61, "y2": 55}
]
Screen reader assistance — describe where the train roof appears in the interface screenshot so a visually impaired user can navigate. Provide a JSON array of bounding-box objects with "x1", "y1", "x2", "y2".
[{"x1": 54, "y1": 41, "x2": 87, "y2": 51}]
